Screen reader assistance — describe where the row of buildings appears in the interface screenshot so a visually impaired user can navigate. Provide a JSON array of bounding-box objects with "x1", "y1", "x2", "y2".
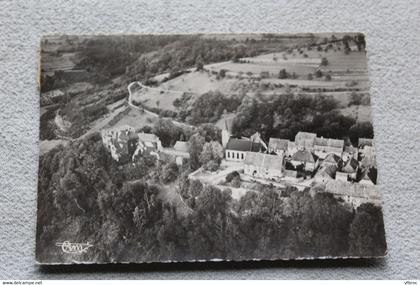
[
  {"x1": 101, "y1": 124, "x2": 379, "y2": 207},
  {"x1": 101, "y1": 125, "x2": 190, "y2": 165},
  {"x1": 222, "y1": 128, "x2": 376, "y2": 185},
  {"x1": 101, "y1": 124, "x2": 376, "y2": 187}
]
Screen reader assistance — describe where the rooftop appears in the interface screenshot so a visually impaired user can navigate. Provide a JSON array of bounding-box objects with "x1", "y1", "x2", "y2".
[
  {"x1": 291, "y1": 149, "x2": 318, "y2": 163},
  {"x1": 174, "y1": 141, "x2": 190, "y2": 153},
  {"x1": 325, "y1": 180, "x2": 379, "y2": 200},
  {"x1": 138, "y1": 132, "x2": 160, "y2": 142},
  {"x1": 226, "y1": 138, "x2": 262, "y2": 152},
  {"x1": 295, "y1": 132, "x2": 317, "y2": 140},
  {"x1": 314, "y1": 137, "x2": 344, "y2": 148},
  {"x1": 323, "y1": 153, "x2": 341, "y2": 164},
  {"x1": 316, "y1": 164, "x2": 337, "y2": 178},
  {"x1": 244, "y1": 152, "x2": 283, "y2": 170},
  {"x1": 342, "y1": 158, "x2": 358, "y2": 173},
  {"x1": 268, "y1": 138, "x2": 289, "y2": 151}
]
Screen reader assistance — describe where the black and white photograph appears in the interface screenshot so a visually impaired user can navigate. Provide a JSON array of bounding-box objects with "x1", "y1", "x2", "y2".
[{"x1": 36, "y1": 33, "x2": 387, "y2": 264}]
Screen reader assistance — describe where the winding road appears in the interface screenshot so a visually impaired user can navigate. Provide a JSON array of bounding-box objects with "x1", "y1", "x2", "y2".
[
  {"x1": 127, "y1": 81, "x2": 159, "y2": 117},
  {"x1": 42, "y1": 75, "x2": 196, "y2": 154}
]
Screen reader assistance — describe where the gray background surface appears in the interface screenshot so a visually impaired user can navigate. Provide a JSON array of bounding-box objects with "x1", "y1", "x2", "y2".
[{"x1": 0, "y1": 0, "x2": 419, "y2": 279}]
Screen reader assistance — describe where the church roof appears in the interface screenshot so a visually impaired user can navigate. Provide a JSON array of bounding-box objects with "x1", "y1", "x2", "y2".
[{"x1": 226, "y1": 138, "x2": 262, "y2": 152}]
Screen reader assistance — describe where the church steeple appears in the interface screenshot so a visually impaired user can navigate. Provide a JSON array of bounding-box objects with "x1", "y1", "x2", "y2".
[{"x1": 221, "y1": 119, "x2": 231, "y2": 148}]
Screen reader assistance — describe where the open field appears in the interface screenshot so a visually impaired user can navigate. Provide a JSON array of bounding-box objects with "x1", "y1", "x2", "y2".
[
  {"x1": 209, "y1": 61, "x2": 317, "y2": 78},
  {"x1": 132, "y1": 43, "x2": 372, "y2": 124},
  {"x1": 160, "y1": 71, "x2": 245, "y2": 94},
  {"x1": 105, "y1": 105, "x2": 158, "y2": 130},
  {"x1": 131, "y1": 84, "x2": 185, "y2": 112}
]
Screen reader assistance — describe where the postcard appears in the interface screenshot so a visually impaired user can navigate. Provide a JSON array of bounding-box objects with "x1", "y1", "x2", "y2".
[{"x1": 37, "y1": 33, "x2": 386, "y2": 264}]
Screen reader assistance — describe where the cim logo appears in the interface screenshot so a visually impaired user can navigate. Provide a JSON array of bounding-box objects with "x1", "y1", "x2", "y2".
[{"x1": 55, "y1": 241, "x2": 93, "y2": 254}]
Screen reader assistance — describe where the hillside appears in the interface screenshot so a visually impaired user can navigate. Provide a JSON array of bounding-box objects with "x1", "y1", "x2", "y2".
[
  {"x1": 39, "y1": 33, "x2": 370, "y2": 144},
  {"x1": 130, "y1": 37, "x2": 371, "y2": 126}
]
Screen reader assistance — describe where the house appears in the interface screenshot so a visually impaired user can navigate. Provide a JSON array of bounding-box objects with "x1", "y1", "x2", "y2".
[
  {"x1": 358, "y1": 138, "x2": 374, "y2": 157},
  {"x1": 225, "y1": 138, "x2": 262, "y2": 162},
  {"x1": 101, "y1": 125, "x2": 135, "y2": 149},
  {"x1": 322, "y1": 153, "x2": 341, "y2": 167},
  {"x1": 137, "y1": 132, "x2": 162, "y2": 151},
  {"x1": 160, "y1": 141, "x2": 190, "y2": 166},
  {"x1": 313, "y1": 137, "x2": 344, "y2": 159},
  {"x1": 335, "y1": 171, "x2": 349, "y2": 182},
  {"x1": 342, "y1": 145, "x2": 358, "y2": 161},
  {"x1": 341, "y1": 157, "x2": 358, "y2": 174},
  {"x1": 244, "y1": 152, "x2": 283, "y2": 180},
  {"x1": 360, "y1": 145, "x2": 375, "y2": 161},
  {"x1": 360, "y1": 153, "x2": 377, "y2": 169},
  {"x1": 357, "y1": 166, "x2": 377, "y2": 185},
  {"x1": 358, "y1": 138, "x2": 375, "y2": 162},
  {"x1": 250, "y1": 132, "x2": 268, "y2": 150},
  {"x1": 101, "y1": 126, "x2": 163, "y2": 162},
  {"x1": 101, "y1": 125, "x2": 137, "y2": 162},
  {"x1": 174, "y1": 141, "x2": 190, "y2": 153},
  {"x1": 325, "y1": 180, "x2": 380, "y2": 207},
  {"x1": 287, "y1": 141, "x2": 298, "y2": 156},
  {"x1": 295, "y1": 132, "x2": 316, "y2": 150},
  {"x1": 314, "y1": 165, "x2": 337, "y2": 183},
  {"x1": 358, "y1": 171, "x2": 375, "y2": 186},
  {"x1": 290, "y1": 149, "x2": 319, "y2": 171},
  {"x1": 284, "y1": 169, "x2": 298, "y2": 178},
  {"x1": 132, "y1": 132, "x2": 162, "y2": 160},
  {"x1": 268, "y1": 138, "x2": 289, "y2": 156}
]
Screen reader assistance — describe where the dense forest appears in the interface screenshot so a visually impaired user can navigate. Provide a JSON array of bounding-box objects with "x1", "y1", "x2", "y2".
[
  {"x1": 36, "y1": 133, "x2": 386, "y2": 263},
  {"x1": 232, "y1": 94, "x2": 374, "y2": 145},
  {"x1": 174, "y1": 91, "x2": 373, "y2": 145},
  {"x1": 41, "y1": 35, "x2": 266, "y2": 93},
  {"x1": 39, "y1": 35, "x2": 273, "y2": 140}
]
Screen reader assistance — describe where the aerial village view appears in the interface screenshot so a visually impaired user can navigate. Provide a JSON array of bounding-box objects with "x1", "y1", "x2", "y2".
[{"x1": 37, "y1": 34, "x2": 386, "y2": 264}]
